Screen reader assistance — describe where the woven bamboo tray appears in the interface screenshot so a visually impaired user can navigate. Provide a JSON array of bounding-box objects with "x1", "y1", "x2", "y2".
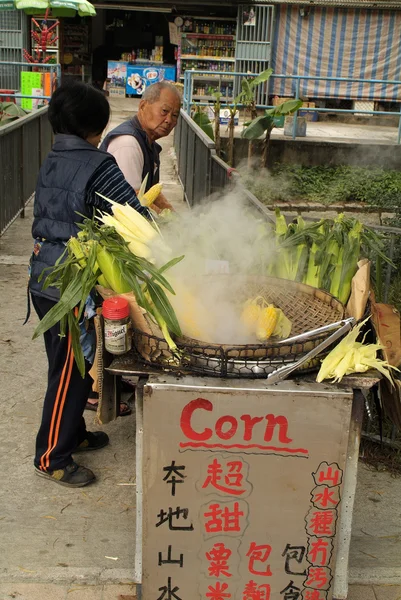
[{"x1": 131, "y1": 276, "x2": 346, "y2": 377}]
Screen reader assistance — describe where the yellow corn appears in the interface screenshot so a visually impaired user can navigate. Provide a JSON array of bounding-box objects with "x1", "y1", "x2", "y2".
[
  {"x1": 99, "y1": 213, "x2": 143, "y2": 244},
  {"x1": 273, "y1": 309, "x2": 292, "y2": 339},
  {"x1": 141, "y1": 183, "x2": 163, "y2": 207},
  {"x1": 256, "y1": 305, "x2": 278, "y2": 341},
  {"x1": 96, "y1": 193, "x2": 158, "y2": 243},
  {"x1": 241, "y1": 300, "x2": 261, "y2": 333}
]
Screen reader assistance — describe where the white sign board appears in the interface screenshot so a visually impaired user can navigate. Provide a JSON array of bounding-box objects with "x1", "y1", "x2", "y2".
[{"x1": 142, "y1": 378, "x2": 353, "y2": 600}]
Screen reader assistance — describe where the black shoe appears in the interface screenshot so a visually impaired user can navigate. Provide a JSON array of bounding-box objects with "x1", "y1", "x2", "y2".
[
  {"x1": 74, "y1": 431, "x2": 109, "y2": 453},
  {"x1": 35, "y1": 461, "x2": 96, "y2": 488}
]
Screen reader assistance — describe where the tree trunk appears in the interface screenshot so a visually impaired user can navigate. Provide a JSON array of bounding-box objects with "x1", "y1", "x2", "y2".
[
  {"x1": 262, "y1": 127, "x2": 273, "y2": 169},
  {"x1": 214, "y1": 110, "x2": 221, "y2": 157},
  {"x1": 247, "y1": 102, "x2": 258, "y2": 169},
  {"x1": 247, "y1": 140, "x2": 254, "y2": 169},
  {"x1": 228, "y1": 116, "x2": 235, "y2": 166}
]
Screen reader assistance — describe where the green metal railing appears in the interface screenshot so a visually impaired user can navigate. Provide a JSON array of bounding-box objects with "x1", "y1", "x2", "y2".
[{"x1": 0, "y1": 105, "x2": 52, "y2": 235}]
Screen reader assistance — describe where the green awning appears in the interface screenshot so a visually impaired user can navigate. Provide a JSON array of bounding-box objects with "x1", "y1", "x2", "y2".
[{"x1": 10, "y1": 0, "x2": 96, "y2": 15}]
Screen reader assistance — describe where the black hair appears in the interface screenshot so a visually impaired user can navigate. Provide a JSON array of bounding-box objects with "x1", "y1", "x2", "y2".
[{"x1": 48, "y1": 81, "x2": 110, "y2": 139}]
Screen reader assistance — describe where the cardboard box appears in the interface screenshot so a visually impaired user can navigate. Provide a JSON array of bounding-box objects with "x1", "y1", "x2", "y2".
[{"x1": 299, "y1": 109, "x2": 318, "y2": 122}]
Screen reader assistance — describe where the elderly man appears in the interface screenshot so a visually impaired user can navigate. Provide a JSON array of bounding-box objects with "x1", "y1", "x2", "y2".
[{"x1": 100, "y1": 81, "x2": 181, "y2": 212}]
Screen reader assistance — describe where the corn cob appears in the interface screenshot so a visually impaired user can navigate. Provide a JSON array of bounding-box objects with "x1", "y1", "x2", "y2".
[
  {"x1": 256, "y1": 305, "x2": 278, "y2": 341},
  {"x1": 241, "y1": 298, "x2": 262, "y2": 332},
  {"x1": 316, "y1": 317, "x2": 399, "y2": 384},
  {"x1": 98, "y1": 213, "x2": 154, "y2": 260},
  {"x1": 141, "y1": 183, "x2": 163, "y2": 207},
  {"x1": 96, "y1": 193, "x2": 158, "y2": 243}
]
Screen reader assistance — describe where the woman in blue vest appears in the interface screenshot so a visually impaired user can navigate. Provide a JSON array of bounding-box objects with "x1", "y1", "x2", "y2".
[{"x1": 30, "y1": 81, "x2": 148, "y2": 488}]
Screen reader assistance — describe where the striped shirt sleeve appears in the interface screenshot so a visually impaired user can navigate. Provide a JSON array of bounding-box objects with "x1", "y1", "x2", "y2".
[{"x1": 86, "y1": 157, "x2": 149, "y2": 217}]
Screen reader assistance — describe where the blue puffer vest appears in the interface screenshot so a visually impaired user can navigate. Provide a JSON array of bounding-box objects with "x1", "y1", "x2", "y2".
[
  {"x1": 99, "y1": 116, "x2": 161, "y2": 192},
  {"x1": 29, "y1": 134, "x2": 112, "y2": 301}
]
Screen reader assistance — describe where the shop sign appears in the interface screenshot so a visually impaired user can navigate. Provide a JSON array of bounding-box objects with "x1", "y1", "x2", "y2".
[{"x1": 142, "y1": 383, "x2": 353, "y2": 600}]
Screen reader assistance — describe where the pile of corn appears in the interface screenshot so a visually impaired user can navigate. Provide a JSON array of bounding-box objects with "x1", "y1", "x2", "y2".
[
  {"x1": 240, "y1": 296, "x2": 292, "y2": 342},
  {"x1": 316, "y1": 318, "x2": 399, "y2": 384},
  {"x1": 269, "y1": 210, "x2": 393, "y2": 306},
  {"x1": 33, "y1": 200, "x2": 184, "y2": 376}
]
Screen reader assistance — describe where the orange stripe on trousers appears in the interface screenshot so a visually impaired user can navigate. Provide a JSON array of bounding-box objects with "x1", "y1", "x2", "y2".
[{"x1": 40, "y1": 332, "x2": 72, "y2": 471}]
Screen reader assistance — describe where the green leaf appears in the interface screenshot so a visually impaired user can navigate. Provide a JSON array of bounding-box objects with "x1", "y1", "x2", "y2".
[
  {"x1": 240, "y1": 78, "x2": 253, "y2": 101},
  {"x1": 67, "y1": 310, "x2": 86, "y2": 378},
  {"x1": 252, "y1": 68, "x2": 273, "y2": 87},
  {"x1": 192, "y1": 111, "x2": 214, "y2": 141},
  {"x1": 276, "y1": 99, "x2": 303, "y2": 115},
  {"x1": 32, "y1": 277, "x2": 83, "y2": 339},
  {"x1": 241, "y1": 115, "x2": 272, "y2": 140},
  {"x1": 147, "y1": 280, "x2": 182, "y2": 337},
  {"x1": 157, "y1": 255, "x2": 185, "y2": 276}
]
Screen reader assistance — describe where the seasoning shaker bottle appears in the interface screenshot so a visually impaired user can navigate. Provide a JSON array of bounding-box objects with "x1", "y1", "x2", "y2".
[{"x1": 103, "y1": 296, "x2": 132, "y2": 355}]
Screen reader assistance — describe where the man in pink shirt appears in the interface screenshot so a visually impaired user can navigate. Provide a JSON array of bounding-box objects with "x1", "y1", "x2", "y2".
[{"x1": 100, "y1": 81, "x2": 181, "y2": 212}]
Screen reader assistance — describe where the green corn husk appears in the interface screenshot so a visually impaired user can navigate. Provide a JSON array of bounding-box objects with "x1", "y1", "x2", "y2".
[{"x1": 33, "y1": 216, "x2": 184, "y2": 377}]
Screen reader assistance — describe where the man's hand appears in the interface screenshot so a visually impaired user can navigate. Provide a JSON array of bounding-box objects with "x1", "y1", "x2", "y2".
[{"x1": 153, "y1": 192, "x2": 175, "y2": 213}]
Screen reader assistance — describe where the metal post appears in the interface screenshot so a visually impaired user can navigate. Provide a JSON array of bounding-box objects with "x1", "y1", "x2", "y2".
[
  {"x1": 383, "y1": 234, "x2": 395, "y2": 304},
  {"x1": 398, "y1": 105, "x2": 401, "y2": 145},
  {"x1": 19, "y1": 124, "x2": 25, "y2": 219},
  {"x1": 134, "y1": 376, "x2": 147, "y2": 585},
  {"x1": 333, "y1": 389, "x2": 365, "y2": 600},
  {"x1": 292, "y1": 76, "x2": 301, "y2": 140}
]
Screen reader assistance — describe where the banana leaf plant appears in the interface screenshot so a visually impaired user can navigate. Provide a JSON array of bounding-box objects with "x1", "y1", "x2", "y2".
[
  {"x1": 192, "y1": 106, "x2": 214, "y2": 142},
  {"x1": 241, "y1": 98, "x2": 303, "y2": 169},
  {"x1": 0, "y1": 102, "x2": 27, "y2": 127},
  {"x1": 235, "y1": 68, "x2": 273, "y2": 165}
]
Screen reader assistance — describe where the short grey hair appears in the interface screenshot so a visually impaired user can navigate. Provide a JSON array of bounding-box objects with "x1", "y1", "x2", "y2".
[{"x1": 142, "y1": 81, "x2": 181, "y2": 104}]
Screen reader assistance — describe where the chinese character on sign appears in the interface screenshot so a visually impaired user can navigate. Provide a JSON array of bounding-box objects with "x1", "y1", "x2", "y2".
[
  {"x1": 279, "y1": 581, "x2": 301, "y2": 600},
  {"x1": 206, "y1": 581, "x2": 231, "y2": 599},
  {"x1": 163, "y1": 461, "x2": 186, "y2": 497},
  {"x1": 303, "y1": 590, "x2": 328, "y2": 600},
  {"x1": 202, "y1": 459, "x2": 246, "y2": 496},
  {"x1": 281, "y1": 544, "x2": 307, "y2": 576},
  {"x1": 158, "y1": 545, "x2": 184, "y2": 568},
  {"x1": 304, "y1": 566, "x2": 332, "y2": 590},
  {"x1": 156, "y1": 507, "x2": 194, "y2": 531},
  {"x1": 307, "y1": 538, "x2": 332, "y2": 567},
  {"x1": 311, "y1": 486, "x2": 340, "y2": 509},
  {"x1": 206, "y1": 542, "x2": 232, "y2": 577},
  {"x1": 204, "y1": 502, "x2": 244, "y2": 533},
  {"x1": 312, "y1": 462, "x2": 343, "y2": 488},
  {"x1": 306, "y1": 509, "x2": 337, "y2": 537},
  {"x1": 242, "y1": 580, "x2": 271, "y2": 600},
  {"x1": 246, "y1": 542, "x2": 272, "y2": 576},
  {"x1": 157, "y1": 577, "x2": 182, "y2": 600}
]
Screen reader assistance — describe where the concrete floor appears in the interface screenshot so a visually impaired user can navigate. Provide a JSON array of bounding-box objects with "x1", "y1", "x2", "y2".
[{"x1": 0, "y1": 98, "x2": 400, "y2": 599}]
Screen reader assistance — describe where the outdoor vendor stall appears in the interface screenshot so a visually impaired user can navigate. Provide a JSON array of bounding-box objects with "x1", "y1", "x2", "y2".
[
  {"x1": 104, "y1": 351, "x2": 380, "y2": 600},
  {"x1": 35, "y1": 187, "x2": 400, "y2": 600}
]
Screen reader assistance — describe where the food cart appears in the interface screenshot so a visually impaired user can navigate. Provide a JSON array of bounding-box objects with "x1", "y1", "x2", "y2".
[
  {"x1": 45, "y1": 203, "x2": 394, "y2": 600},
  {"x1": 96, "y1": 290, "x2": 381, "y2": 600}
]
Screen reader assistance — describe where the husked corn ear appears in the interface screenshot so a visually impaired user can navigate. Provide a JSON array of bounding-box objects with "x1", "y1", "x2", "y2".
[
  {"x1": 256, "y1": 305, "x2": 278, "y2": 341},
  {"x1": 96, "y1": 193, "x2": 158, "y2": 243},
  {"x1": 141, "y1": 183, "x2": 163, "y2": 207},
  {"x1": 241, "y1": 300, "x2": 261, "y2": 332},
  {"x1": 99, "y1": 213, "x2": 143, "y2": 244}
]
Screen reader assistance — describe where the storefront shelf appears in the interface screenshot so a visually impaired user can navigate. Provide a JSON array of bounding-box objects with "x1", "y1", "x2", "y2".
[
  {"x1": 182, "y1": 33, "x2": 236, "y2": 40},
  {"x1": 181, "y1": 55, "x2": 235, "y2": 62},
  {"x1": 180, "y1": 75, "x2": 234, "y2": 81}
]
